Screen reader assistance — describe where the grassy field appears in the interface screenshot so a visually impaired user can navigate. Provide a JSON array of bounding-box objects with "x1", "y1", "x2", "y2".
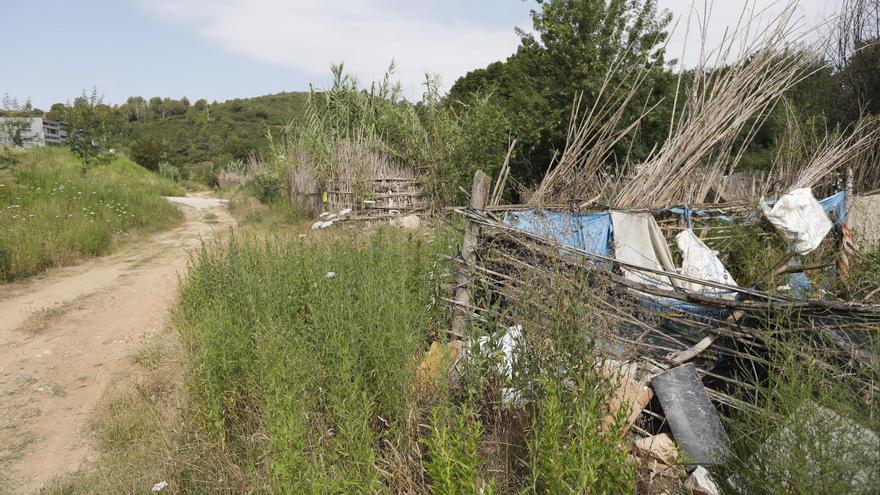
[{"x1": 0, "y1": 147, "x2": 184, "y2": 282}]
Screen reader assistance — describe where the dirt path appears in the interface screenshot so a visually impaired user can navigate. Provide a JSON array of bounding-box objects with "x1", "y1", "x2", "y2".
[{"x1": 0, "y1": 194, "x2": 234, "y2": 494}]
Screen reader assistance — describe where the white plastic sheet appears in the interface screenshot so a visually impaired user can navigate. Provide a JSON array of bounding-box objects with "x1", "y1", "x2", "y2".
[
  {"x1": 610, "y1": 211, "x2": 676, "y2": 289},
  {"x1": 676, "y1": 229, "x2": 738, "y2": 299},
  {"x1": 474, "y1": 325, "x2": 522, "y2": 405},
  {"x1": 762, "y1": 188, "x2": 833, "y2": 255},
  {"x1": 851, "y1": 193, "x2": 880, "y2": 251}
]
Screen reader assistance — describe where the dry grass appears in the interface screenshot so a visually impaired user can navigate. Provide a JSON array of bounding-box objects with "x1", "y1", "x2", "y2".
[
  {"x1": 614, "y1": 2, "x2": 819, "y2": 208},
  {"x1": 17, "y1": 298, "x2": 85, "y2": 334}
]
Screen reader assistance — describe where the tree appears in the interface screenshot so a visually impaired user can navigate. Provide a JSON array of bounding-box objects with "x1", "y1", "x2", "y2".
[
  {"x1": 148, "y1": 97, "x2": 163, "y2": 119},
  {"x1": 129, "y1": 136, "x2": 165, "y2": 171},
  {"x1": 825, "y1": 0, "x2": 880, "y2": 119},
  {"x1": 63, "y1": 88, "x2": 118, "y2": 175},
  {"x1": 122, "y1": 96, "x2": 147, "y2": 122},
  {"x1": 449, "y1": 0, "x2": 672, "y2": 186}
]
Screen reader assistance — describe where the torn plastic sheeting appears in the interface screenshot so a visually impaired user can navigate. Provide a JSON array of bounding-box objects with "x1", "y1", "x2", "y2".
[
  {"x1": 762, "y1": 188, "x2": 833, "y2": 255},
  {"x1": 473, "y1": 325, "x2": 523, "y2": 405},
  {"x1": 670, "y1": 190, "x2": 845, "y2": 225},
  {"x1": 819, "y1": 190, "x2": 846, "y2": 224},
  {"x1": 676, "y1": 229, "x2": 738, "y2": 300},
  {"x1": 650, "y1": 363, "x2": 731, "y2": 466},
  {"x1": 503, "y1": 210, "x2": 612, "y2": 257},
  {"x1": 610, "y1": 211, "x2": 676, "y2": 289}
]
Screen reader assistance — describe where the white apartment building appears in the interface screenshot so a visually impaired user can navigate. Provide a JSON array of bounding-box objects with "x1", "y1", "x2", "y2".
[{"x1": 0, "y1": 117, "x2": 68, "y2": 147}]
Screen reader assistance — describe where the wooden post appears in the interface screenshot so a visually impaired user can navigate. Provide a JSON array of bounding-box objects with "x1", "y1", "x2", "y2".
[
  {"x1": 839, "y1": 167, "x2": 855, "y2": 279},
  {"x1": 450, "y1": 170, "x2": 491, "y2": 339}
]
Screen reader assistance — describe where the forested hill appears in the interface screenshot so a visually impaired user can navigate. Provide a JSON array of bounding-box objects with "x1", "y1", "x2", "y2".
[{"x1": 37, "y1": 91, "x2": 309, "y2": 167}]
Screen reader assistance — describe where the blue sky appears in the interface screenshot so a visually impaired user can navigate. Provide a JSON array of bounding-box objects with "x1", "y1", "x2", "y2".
[{"x1": 3, "y1": 1, "x2": 834, "y2": 110}]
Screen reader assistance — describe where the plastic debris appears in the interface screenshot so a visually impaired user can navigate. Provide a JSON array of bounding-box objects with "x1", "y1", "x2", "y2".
[
  {"x1": 685, "y1": 466, "x2": 719, "y2": 495},
  {"x1": 151, "y1": 481, "x2": 168, "y2": 493},
  {"x1": 651, "y1": 363, "x2": 731, "y2": 466},
  {"x1": 762, "y1": 188, "x2": 833, "y2": 255},
  {"x1": 390, "y1": 214, "x2": 421, "y2": 230},
  {"x1": 415, "y1": 340, "x2": 464, "y2": 396},
  {"x1": 634, "y1": 433, "x2": 679, "y2": 466},
  {"x1": 472, "y1": 325, "x2": 522, "y2": 405},
  {"x1": 325, "y1": 272, "x2": 336, "y2": 278},
  {"x1": 676, "y1": 229, "x2": 738, "y2": 299}
]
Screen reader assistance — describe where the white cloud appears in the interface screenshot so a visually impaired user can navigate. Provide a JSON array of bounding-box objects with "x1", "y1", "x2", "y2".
[
  {"x1": 658, "y1": 0, "x2": 837, "y2": 68},
  {"x1": 138, "y1": 0, "x2": 840, "y2": 98},
  {"x1": 137, "y1": 0, "x2": 527, "y2": 99}
]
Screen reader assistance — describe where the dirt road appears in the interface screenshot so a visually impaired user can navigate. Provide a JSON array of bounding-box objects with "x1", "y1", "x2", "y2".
[{"x1": 0, "y1": 195, "x2": 233, "y2": 494}]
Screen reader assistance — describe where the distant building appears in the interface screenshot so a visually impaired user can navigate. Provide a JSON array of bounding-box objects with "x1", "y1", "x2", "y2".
[
  {"x1": 0, "y1": 117, "x2": 68, "y2": 147},
  {"x1": 42, "y1": 119, "x2": 68, "y2": 145}
]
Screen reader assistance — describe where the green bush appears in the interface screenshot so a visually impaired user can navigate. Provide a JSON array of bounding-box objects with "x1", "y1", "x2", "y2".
[
  {"x1": 176, "y1": 230, "x2": 442, "y2": 492},
  {"x1": 158, "y1": 162, "x2": 181, "y2": 182},
  {"x1": 129, "y1": 136, "x2": 165, "y2": 171},
  {"x1": 725, "y1": 325, "x2": 880, "y2": 494},
  {"x1": 250, "y1": 170, "x2": 283, "y2": 203}
]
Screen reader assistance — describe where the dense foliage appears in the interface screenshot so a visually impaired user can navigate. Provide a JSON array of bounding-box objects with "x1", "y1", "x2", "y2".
[
  {"x1": 21, "y1": 92, "x2": 309, "y2": 173},
  {"x1": 450, "y1": 0, "x2": 879, "y2": 192},
  {"x1": 449, "y1": 0, "x2": 674, "y2": 188}
]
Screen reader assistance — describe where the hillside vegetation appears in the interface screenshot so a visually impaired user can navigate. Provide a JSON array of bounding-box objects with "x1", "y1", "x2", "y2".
[
  {"x1": 38, "y1": 92, "x2": 308, "y2": 170},
  {"x1": 0, "y1": 147, "x2": 183, "y2": 282}
]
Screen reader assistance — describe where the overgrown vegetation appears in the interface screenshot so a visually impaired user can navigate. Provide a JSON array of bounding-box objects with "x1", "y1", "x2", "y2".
[
  {"x1": 0, "y1": 147, "x2": 183, "y2": 281},
  {"x1": 163, "y1": 229, "x2": 635, "y2": 493},
  {"x1": 268, "y1": 63, "x2": 513, "y2": 206},
  {"x1": 725, "y1": 319, "x2": 879, "y2": 494}
]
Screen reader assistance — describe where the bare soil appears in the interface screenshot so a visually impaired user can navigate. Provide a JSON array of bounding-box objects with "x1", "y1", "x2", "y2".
[{"x1": 0, "y1": 194, "x2": 233, "y2": 494}]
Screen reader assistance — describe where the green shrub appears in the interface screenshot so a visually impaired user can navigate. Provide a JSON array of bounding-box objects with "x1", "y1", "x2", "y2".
[
  {"x1": 158, "y1": 162, "x2": 181, "y2": 182},
  {"x1": 425, "y1": 405, "x2": 494, "y2": 495},
  {"x1": 250, "y1": 170, "x2": 283, "y2": 203},
  {"x1": 524, "y1": 376, "x2": 634, "y2": 494},
  {"x1": 175, "y1": 230, "x2": 444, "y2": 492},
  {"x1": 725, "y1": 326, "x2": 880, "y2": 494}
]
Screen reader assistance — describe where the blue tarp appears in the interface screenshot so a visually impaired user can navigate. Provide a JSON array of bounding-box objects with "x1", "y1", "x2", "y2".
[
  {"x1": 669, "y1": 191, "x2": 847, "y2": 226},
  {"x1": 819, "y1": 191, "x2": 846, "y2": 224},
  {"x1": 502, "y1": 210, "x2": 613, "y2": 256}
]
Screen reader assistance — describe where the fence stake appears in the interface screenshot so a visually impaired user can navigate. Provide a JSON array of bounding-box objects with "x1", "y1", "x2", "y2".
[
  {"x1": 450, "y1": 170, "x2": 491, "y2": 339},
  {"x1": 838, "y1": 167, "x2": 855, "y2": 279}
]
